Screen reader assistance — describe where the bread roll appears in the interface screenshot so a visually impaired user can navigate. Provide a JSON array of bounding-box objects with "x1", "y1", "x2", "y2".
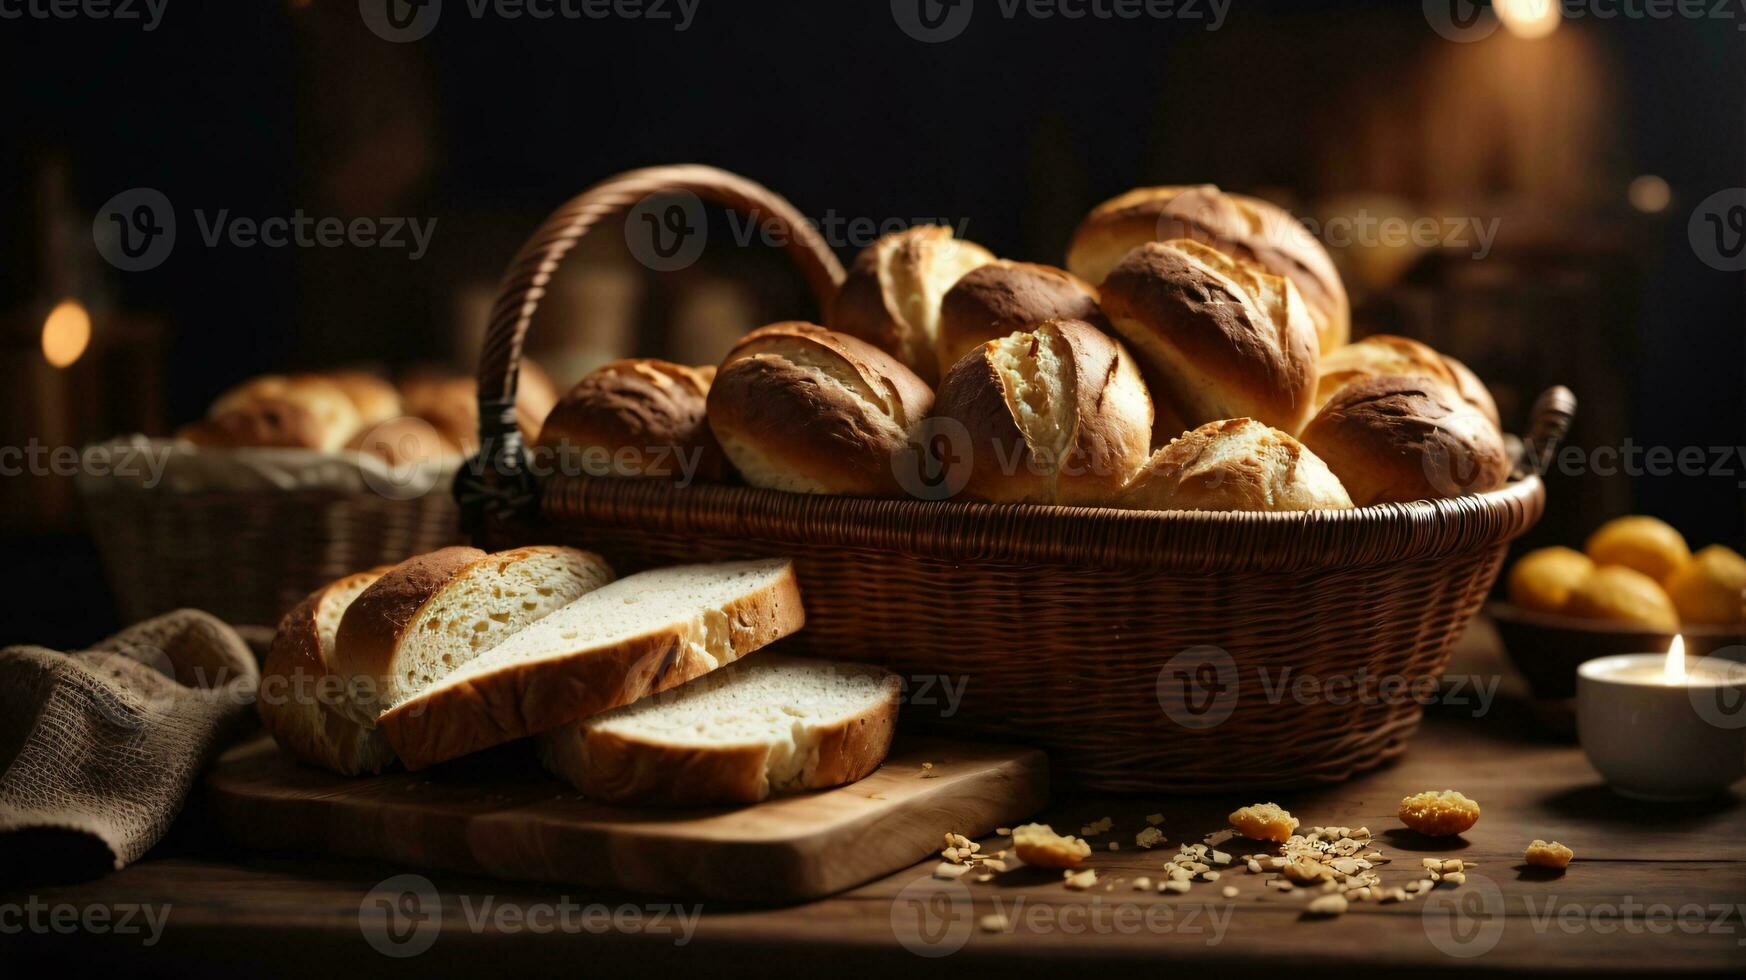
[
  {"x1": 1584, "y1": 515, "x2": 1691, "y2": 582},
  {"x1": 323, "y1": 371, "x2": 403, "y2": 428},
  {"x1": 534, "y1": 359, "x2": 726, "y2": 482},
  {"x1": 1664, "y1": 544, "x2": 1746, "y2": 625},
  {"x1": 707, "y1": 322, "x2": 934, "y2": 496},
  {"x1": 177, "y1": 398, "x2": 331, "y2": 450},
  {"x1": 936, "y1": 261, "x2": 1104, "y2": 378},
  {"x1": 1507, "y1": 546, "x2": 1595, "y2": 615},
  {"x1": 1565, "y1": 565, "x2": 1680, "y2": 630},
  {"x1": 399, "y1": 359, "x2": 557, "y2": 453},
  {"x1": 1298, "y1": 376, "x2": 1509, "y2": 506},
  {"x1": 344, "y1": 416, "x2": 461, "y2": 466},
  {"x1": 206, "y1": 374, "x2": 362, "y2": 451},
  {"x1": 1099, "y1": 239, "x2": 1319, "y2": 435},
  {"x1": 932, "y1": 318, "x2": 1151, "y2": 505},
  {"x1": 1316, "y1": 334, "x2": 1499, "y2": 426},
  {"x1": 1114, "y1": 418, "x2": 1353, "y2": 512},
  {"x1": 829, "y1": 226, "x2": 995, "y2": 385},
  {"x1": 259, "y1": 568, "x2": 398, "y2": 775},
  {"x1": 1067, "y1": 184, "x2": 1349, "y2": 355}
]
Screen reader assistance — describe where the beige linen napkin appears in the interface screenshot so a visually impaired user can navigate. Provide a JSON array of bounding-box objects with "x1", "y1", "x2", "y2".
[{"x1": 0, "y1": 610, "x2": 258, "y2": 875}]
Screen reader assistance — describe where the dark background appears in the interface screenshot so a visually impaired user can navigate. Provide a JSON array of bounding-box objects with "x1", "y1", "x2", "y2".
[{"x1": 1, "y1": 0, "x2": 1742, "y2": 646}]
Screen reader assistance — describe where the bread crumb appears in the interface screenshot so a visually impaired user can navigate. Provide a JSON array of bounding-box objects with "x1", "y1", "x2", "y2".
[
  {"x1": 979, "y1": 913, "x2": 1009, "y2": 933},
  {"x1": 1398, "y1": 790, "x2": 1480, "y2": 836},
  {"x1": 996, "y1": 827, "x2": 1011, "y2": 836},
  {"x1": 1133, "y1": 876, "x2": 1153, "y2": 890},
  {"x1": 1229, "y1": 803, "x2": 1299, "y2": 842},
  {"x1": 1135, "y1": 826, "x2": 1165, "y2": 849},
  {"x1": 1145, "y1": 813, "x2": 1164, "y2": 826},
  {"x1": 1012, "y1": 823, "x2": 1092, "y2": 868},
  {"x1": 1221, "y1": 885, "x2": 1239, "y2": 899},
  {"x1": 933, "y1": 862, "x2": 970, "y2": 880},
  {"x1": 1063, "y1": 868, "x2": 1098, "y2": 890},
  {"x1": 1161, "y1": 880, "x2": 1191, "y2": 894},
  {"x1": 1526, "y1": 839, "x2": 1574, "y2": 868},
  {"x1": 1306, "y1": 894, "x2": 1348, "y2": 916}
]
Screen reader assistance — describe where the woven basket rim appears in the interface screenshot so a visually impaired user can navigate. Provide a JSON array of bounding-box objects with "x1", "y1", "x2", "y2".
[{"x1": 541, "y1": 474, "x2": 1545, "y2": 572}]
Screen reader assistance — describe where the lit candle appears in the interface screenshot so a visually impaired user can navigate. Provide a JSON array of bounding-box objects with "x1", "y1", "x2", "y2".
[{"x1": 1576, "y1": 636, "x2": 1746, "y2": 801}]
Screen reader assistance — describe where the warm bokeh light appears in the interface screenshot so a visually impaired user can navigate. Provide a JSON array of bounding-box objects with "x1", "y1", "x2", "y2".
[
  {"x1": 1496, "y1": 0, "x2": 1561, "y2": 39},
  {"x1": 41, "y1": 300, "x2": 91, "y2": 369},
  {"x1": 1628, "y1": 175, "x2": 1671, "y2": 214},
  {"x1": 1663, "y1": 634, "x2": 1686, "y2": 685}
]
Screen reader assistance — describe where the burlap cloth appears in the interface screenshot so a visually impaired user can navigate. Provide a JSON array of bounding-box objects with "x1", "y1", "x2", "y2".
[{"x1": 0, "y1": 610, "x2": 259, "y2": 875}]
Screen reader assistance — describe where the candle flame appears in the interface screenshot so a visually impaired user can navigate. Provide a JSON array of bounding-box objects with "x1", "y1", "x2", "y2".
[{"x1": 1663, "y1": 634, "x2": 1687, "y2": 685}]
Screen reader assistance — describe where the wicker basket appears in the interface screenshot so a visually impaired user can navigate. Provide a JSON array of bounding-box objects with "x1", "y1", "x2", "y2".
[
  {"x1": 79, "y1": 446, "x2": 464, "y2": 628},
  {"x1": 462, "y1": 165, "x2": 1571, "y2": 792}
]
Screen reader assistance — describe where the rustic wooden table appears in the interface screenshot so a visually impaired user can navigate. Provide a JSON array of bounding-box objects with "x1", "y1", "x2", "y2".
[{"x1": 5, "y1": 618, "x2": 1743, "y2": 977}]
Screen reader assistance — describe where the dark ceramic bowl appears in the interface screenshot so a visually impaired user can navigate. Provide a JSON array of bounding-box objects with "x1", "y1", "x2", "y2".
[{"x1": 1489, "y1": 602, "x2": 1746, "y2": 702}]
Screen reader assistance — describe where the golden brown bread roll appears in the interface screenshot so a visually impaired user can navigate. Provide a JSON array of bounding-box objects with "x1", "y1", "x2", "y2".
[
  {"x1": 1298, "y1": 376, "x2": 1510, "y2": 506},
  {"x1": 398, "y1": 359, "x2": 557, "y2": 453},
  {"x1": 936, "y1": 260, "x2": 1104, "y2": 379},
  {"x1": 1584, "y1": 515, "x2": 1691, "y2": 582},
  {"x1": 1113, "y1": 418, "x2": 1353, "y2": 512},
  {"x1": 1664, "y1": 544, "x2": 1746, "y2": 625},
  {"x1": 206, "y1": 374, "x2": 362, "y2": 451},
  {"x1": 345, "y1": 416, "x2": 462, "y2": 467},
  {"x1": 829, "y1": 226, "x2": 995, "y2": 385},
  {"x1": 1067, "y1": 185, "x2": 1350, "y2": 355},
  {"x1": 1507, "y1": 546, "x2": 1595, "y2": 615},
  {"x1": 1099, "y1": 239, "x2": 1319, "y2": 436},
  {"x1": 707, "y1": 322, "x2": 934, "y2": 495},
  {"x1": 534, "y1": 359, "x2": 727, "y2": 483},
  {"x1": 323, "y1": 371, "x2": 403, "y2": 428},
  {"x1": 1564, "y1": 565, "x2": 1680, "y2": 630},
  {"x1": 1316, "y1": 334, "x2": 1499, "y2": 427},
  {"x1": 178, "y1": 397, "x2": 332, "y2": 450},
  {"x1": 932, "y1": 318, "x2": 1151, "y2": 505}
]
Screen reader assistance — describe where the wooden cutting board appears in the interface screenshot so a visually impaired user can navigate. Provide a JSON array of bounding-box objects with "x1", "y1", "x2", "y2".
[{"x1": 206, "y1": 734, "x2": 1048, "y2": 905}]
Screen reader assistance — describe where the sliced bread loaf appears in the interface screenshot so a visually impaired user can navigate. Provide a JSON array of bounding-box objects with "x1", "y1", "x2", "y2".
[
  {"x1": 379, "y1": 558, "x2": 805, "y2": 770},
  {"x1": 539, "y1": 655, "x2": 898, "y2": 805},
  {"x1": 331, "y1": 545, "x2": 615, "y2": 725},
  {"x1": 259, "y1": 567, "x2": 398, "y2": 775}
]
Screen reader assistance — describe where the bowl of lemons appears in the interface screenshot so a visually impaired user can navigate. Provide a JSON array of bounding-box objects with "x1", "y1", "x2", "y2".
[{"x1": 1490, "y1": 516, "x2": 1746, "y2": 713}]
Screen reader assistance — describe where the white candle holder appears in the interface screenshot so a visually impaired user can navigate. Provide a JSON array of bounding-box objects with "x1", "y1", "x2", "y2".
[{"x1": 1577, "y1": 649, "x2": 1746, "y2": 801}]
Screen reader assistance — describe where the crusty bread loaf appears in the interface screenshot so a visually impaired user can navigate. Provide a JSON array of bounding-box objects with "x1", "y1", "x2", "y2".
[
  {"x1": 534, "y1": 359, "x2": 726, "y2": 483},
  {"x1": 707, "y1": 322, "x2": 934, "y2": 496},
  {"x1": 1114, "y1": 418, "x2": 1353, "y2": 512},
  {"x1": 399, "y1": 360, "x2": 559, "y2": 453},
  {"x1": 324, "y1": 371, "x2": 403, "y2": 428},
  {"x1": 259, "y1": 567, "x2": 399, "y2": 775},
  {"x1": 1066, "y1": 184, "x2": 1349, "y2": 355},
  {"x1": 539, "y1": 655, "x2": 897, "y2": 805},
  {"x1": 1099, "y1": 239, "x2": 1319, "y2": 436},
  {"x1": 1298, "y1": 376, "x2": 1510, "y2": 506},
  {"x1": 331, "y1": 545, "x2": 615, "y2": 724},
  {"x1": 933, "y1": 318, "x2": 1152, "y2": 505},
  {"x1": 936, "y1": 261, "x2": 1104, "y2": 380},
  {"x1": 829, "y1": 226, "x2": 995, "y2": 385},
  {"x1": 204, "y1": 375, "x2": 363, "y2": 451},
  {"x1": 177, "y1": 398, "x2": 331, "y2": 450},
  {"x1": 380, "y1": 559, "x2": 806, "y2": 770},
  {"x1": 1316, "y1": 334, "x2": 1499, "y2": 426}
]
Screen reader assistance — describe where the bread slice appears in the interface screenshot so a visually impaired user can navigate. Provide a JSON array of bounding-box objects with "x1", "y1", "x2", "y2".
[
  {"x1": 259, "y1": 567, "x2": 399, "y2": 775},
  {"x1": 331, "y1": 545, "x2": 615, "y2": 725},
  {"x1": 539, "y1": 655, "x2": 897, "y2": 805},
  {"x1": 379, "y1": 559, "x2": 805, "y2": 770}
]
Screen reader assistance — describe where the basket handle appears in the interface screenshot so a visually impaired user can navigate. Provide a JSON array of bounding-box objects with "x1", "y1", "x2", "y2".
[
  {"x1": 461, "y1": 164, "x2": 846, "y2": 539},
  {"x1": 1514, "y1": 385, "x2": 1577, "y2": 482}
]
